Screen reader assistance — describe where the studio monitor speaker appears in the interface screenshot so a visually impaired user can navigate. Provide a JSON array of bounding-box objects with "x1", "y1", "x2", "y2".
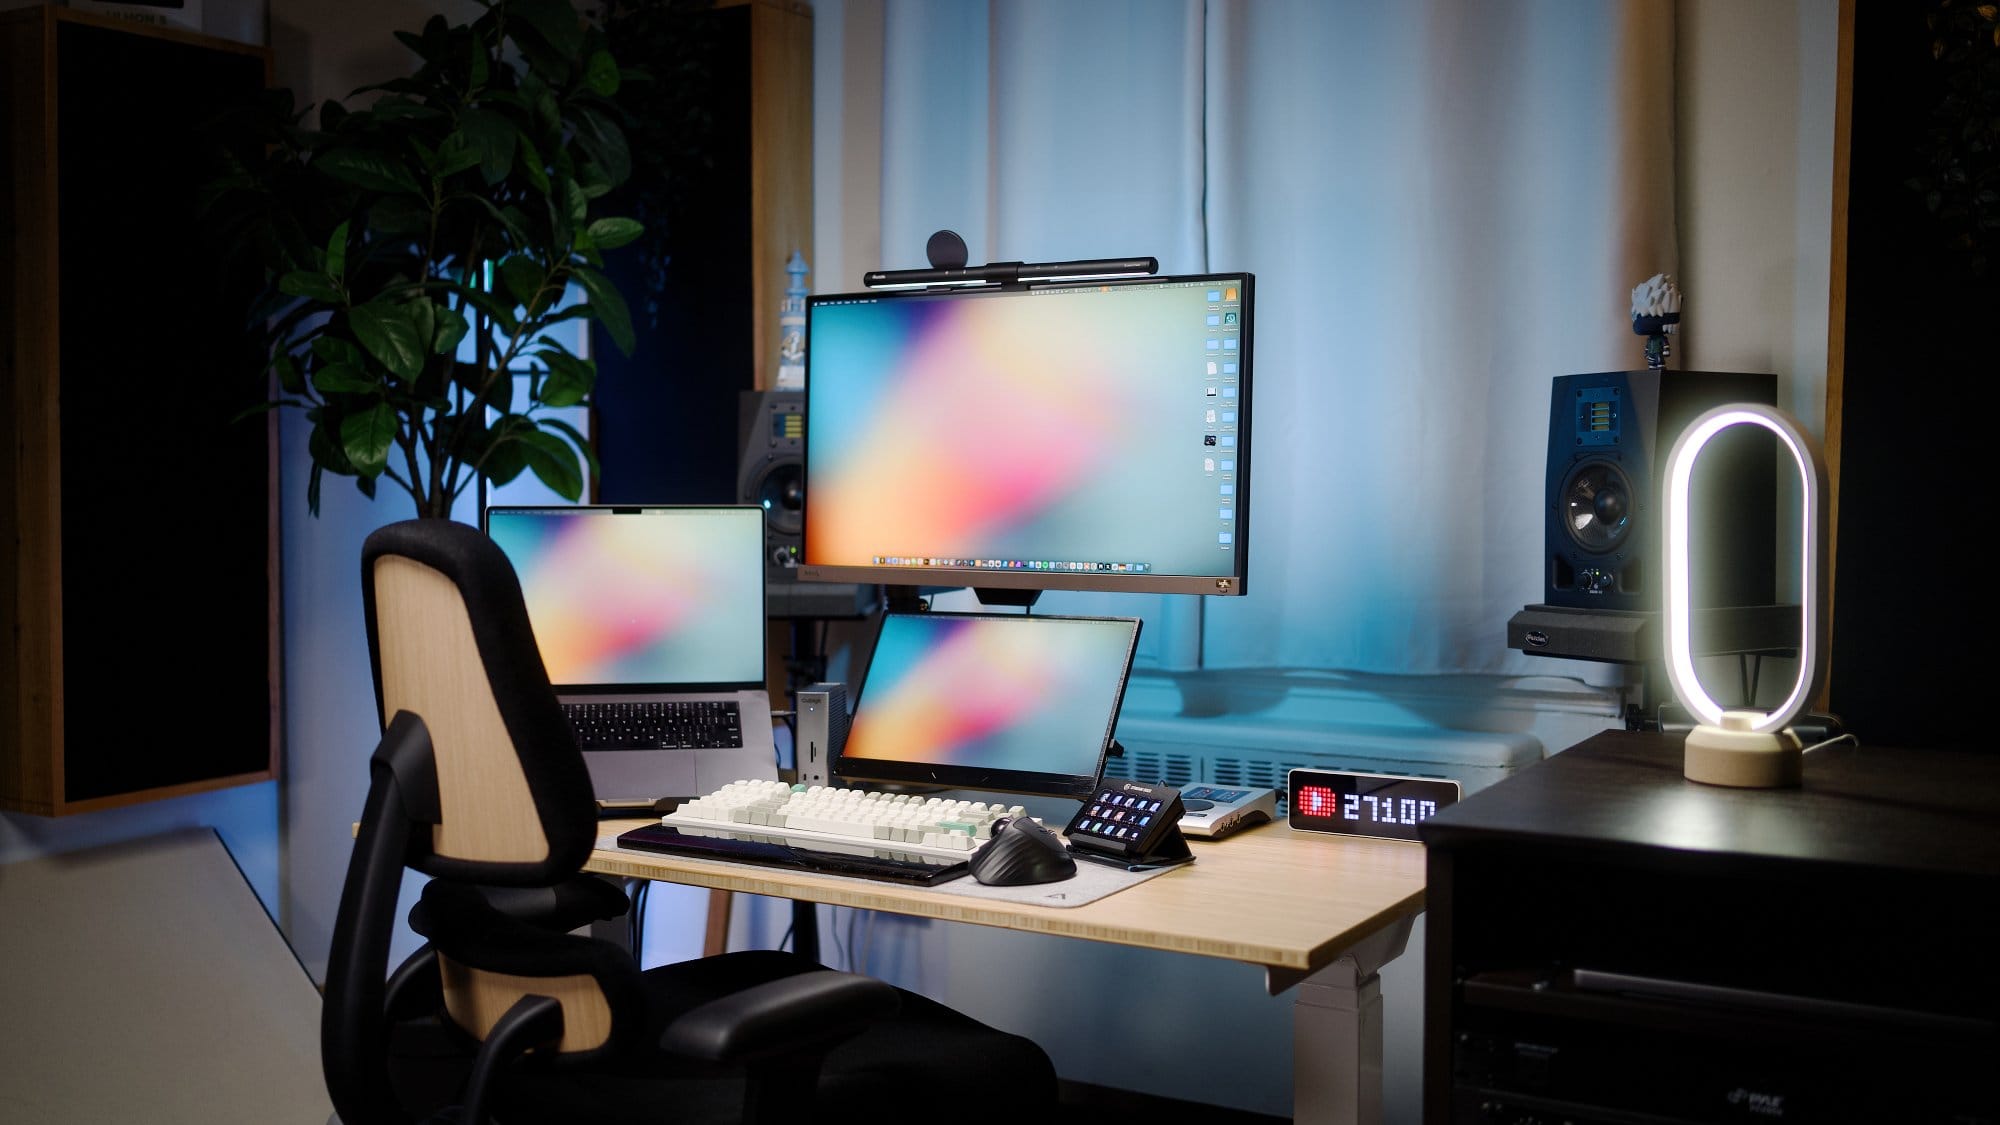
[
  {"x1": 738, "y1": 388, "x2": 805, "y2": 574},
  {"x1": 1544, "y1": 370, "x2": 1777, "y2": 613},
  {"x1": 737, "y1": 390, "x2": 878, "y2": 619}
]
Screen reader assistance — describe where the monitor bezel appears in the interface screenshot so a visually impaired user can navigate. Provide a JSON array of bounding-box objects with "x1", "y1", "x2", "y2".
[
  {"x1": 796, "y1": 271, "x2": 1254, "y2": 598},
  {"x1": 831, "y1": 610, "x2": 1143, "y2": 800}
]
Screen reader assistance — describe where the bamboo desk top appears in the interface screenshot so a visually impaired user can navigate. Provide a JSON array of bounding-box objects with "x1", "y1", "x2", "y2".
[{"x1": 587, "y1": 816, "x2": 1427, "y2": 986}]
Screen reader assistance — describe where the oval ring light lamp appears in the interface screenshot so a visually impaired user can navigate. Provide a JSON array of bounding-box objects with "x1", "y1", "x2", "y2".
[{"x1": 1663, "y1": 402, "x2": 1829, "y2": 788}]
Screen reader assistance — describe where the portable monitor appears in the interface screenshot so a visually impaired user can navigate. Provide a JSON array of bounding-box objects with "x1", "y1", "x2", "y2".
[{"x1": 834, "y1": 612, "x2": 1142, "y2": 800}]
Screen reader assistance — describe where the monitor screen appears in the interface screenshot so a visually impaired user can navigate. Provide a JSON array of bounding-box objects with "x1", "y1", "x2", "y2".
[
  {"x1": 799, "y1": 273, "x2": 1253, "y2": 596},
  {"x1": 482, "y1": 505, "x2": 767, "y2": 689},
  {"x1": 835, "y1": 612, "x2": 1142, "y2": 799}
]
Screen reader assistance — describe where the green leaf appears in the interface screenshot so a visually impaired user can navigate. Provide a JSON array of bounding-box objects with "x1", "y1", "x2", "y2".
[
  {"x1": 408, "y1": 135, "x2": 441, "y2": 176},
  {"x1": 458, "y1": 107, "x2": 516, "y2": 185},
  {"x1": 311, "y1": 336, "x2": 363, "y2": 367},
  {"x1": 440, "y1": 279, "x2": 520, "y2": 337},
  {"x1": 403, "y1": 297, "x2": 438, "y2": 362},
  {"x1": 539, "y1": 416, "x2": 600, "y2": 479},
  {"x1": 447, "y1": 192, "x2": 531, "y2": 248},
  {"x1": 433, "y1": 305, "x2": 470, "y2": 355},
  {"x1": 537, "y1": 349, "x2": 594, "y2": 406},
  {"x1": 571, "y1": 266, "x2": 634, "y2": 356},
  {"x1": 513, "y1": 131, "x2": 550, "y2": 195},
  {"x1": 312, "y1": 361, "x2": 379, "y2": 395},
  {"x1": 475, "y1": 416, "x2": 527, "y2": 485},
  {"x1": 340, "y1": 403, "x2": 397, "y2": 475},
  {"x1": 349, "y1": 302, "x2": 427, "y2": 381},
  {"x1": 272, "y1": 352, "x2": 305, "y2": 395},
  {"x1": 585, "y1": 217, "x2": 642, "y2": 250},
  {"x1": 498, "y1": 255, "x2": 544, "y2": 308},
  {"x1": 468, "y1": 34, "x2": 490, "y2": 90},
  {"x1": 516, "y1": 426, "x2": 584, "y2": 500},
  {"x1": 511, "y1": 0, "x2": 584, "y2": 60},
  {"x1": 325, "y1": 220, "x2": 349, "y2": 280},
  {"x1": 568, "y1": 105, "x2": 631, "y2": 190},
  {"x1": 584, "y1": 48, "x2": 620, "y2": 96},
  {"x1": 279, "y1": 270, "x2": 344, "y2": 304},
  {"x1": 484, "y1": 367, "x2": 517, "y2": 416},
  {"x1": 435, "y1": 130, "x2": 483, "y2": 178},
  {"x1": 565, "y1": 174, "x2": 588, "y2": 226},
  {"x1": 370, "y1": 96, "x2": 445, "y2": 124},
  {"x1": 529, "y1": 83, "x2": 560, "y2": 138},
  {"x1": 314, "y1": 147, "x2": 424, "y2": 195},
  {"x1": 368, "y1": 195, "x2": 433, "y2": 236}
]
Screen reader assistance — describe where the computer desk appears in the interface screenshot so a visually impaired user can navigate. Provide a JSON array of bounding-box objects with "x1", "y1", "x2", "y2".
[{"x1": 588, "y1": 817, "x2": 1428, "y2": 1125}]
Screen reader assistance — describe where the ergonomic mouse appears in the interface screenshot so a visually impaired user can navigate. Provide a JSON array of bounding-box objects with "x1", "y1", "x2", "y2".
[{"x1": 969, "y1": 816, "x2": 1077, "y2": 886}]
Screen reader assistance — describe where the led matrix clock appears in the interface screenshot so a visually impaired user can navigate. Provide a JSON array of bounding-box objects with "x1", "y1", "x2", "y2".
[{"x1": 1286, "y1": 768, "x2": 1461, "y2": 842}]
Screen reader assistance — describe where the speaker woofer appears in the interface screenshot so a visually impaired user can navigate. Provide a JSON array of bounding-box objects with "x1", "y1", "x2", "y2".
[
  {"x1": 755, "y1": 459, "x2": 804, "y2": 535},
  {"x1": 1560, "y1": 461, "x2": 1633, "y2": 553}
]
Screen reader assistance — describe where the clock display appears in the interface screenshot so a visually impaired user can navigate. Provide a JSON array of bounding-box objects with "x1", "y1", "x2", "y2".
[{"x1": 1286, "y1": 768, "x2": 1461, "y2": 841}]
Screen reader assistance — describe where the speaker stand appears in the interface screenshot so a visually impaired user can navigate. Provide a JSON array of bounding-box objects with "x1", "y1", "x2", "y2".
[{"x1": 1508, "y1": 602, "x2": 1804, "y2": 732}]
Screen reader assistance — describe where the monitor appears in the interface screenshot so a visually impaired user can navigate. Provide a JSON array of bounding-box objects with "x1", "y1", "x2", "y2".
[
  {"x1": 834, "y1": 612, "x2": 1142, "y2": 799},
  {"x1": 798, "y1": 272, "x2": 1254, "y2": 597}
]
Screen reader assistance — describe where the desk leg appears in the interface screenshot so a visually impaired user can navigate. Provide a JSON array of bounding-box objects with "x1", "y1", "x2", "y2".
[
  {"x1": 1286, "y1": 916, "x2": 1415, "y2": 1125},
  {"x1": 703, "y1": 890, "x2": 733, "y2": 956}
]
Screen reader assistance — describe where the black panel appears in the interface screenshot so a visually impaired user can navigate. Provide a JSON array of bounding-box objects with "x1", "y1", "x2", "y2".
[
  {"x1": 1830, "y1": 5, "x2": 1991, "y2": 750},
  {"x1": 55, "y1": 24, "x2": 271, "y2": 800},
  {"x1": 592, "y1": 5, "x2": 752, "y2": 505}
]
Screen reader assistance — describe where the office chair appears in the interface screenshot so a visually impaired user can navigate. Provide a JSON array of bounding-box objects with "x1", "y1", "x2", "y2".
[{"x1": 324, "y1": 517, "x2": 1057, "y2": 1124}]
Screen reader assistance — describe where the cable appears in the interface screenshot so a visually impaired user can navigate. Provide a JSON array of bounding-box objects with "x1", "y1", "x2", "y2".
[
  {"x1": 1801, "y1": 732, "x2": 1859, "y2": 755},
  {"x1": 627, "y1": 879, "x2": 649, "y2": 962},
  {"x1": 826, "y1": 904, "x2": 847, "y2": 969}
]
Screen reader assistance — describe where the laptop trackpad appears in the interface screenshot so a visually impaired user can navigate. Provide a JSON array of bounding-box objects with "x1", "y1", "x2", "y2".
[{"x1": 585, "y1": 750, "x2": 697, "y2": 803}]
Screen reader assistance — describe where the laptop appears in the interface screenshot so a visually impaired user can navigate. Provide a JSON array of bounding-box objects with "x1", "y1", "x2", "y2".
[{"x1": 482, "y1": 504, "x2": 782, "y2": 802}]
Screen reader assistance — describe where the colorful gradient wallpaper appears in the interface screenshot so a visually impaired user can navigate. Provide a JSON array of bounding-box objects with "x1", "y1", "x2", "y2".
[
  {"x1": 804, "y1": 277, "x2": 1248, "y2": 579},
  {"x1": 840, "y1": 613, "x2": 1139, "y2": 778},
  {"x1": 485, "y1": 507, "x2": 766, "y2": 687}
]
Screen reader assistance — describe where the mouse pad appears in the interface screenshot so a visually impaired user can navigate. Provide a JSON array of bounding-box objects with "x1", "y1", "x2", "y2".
[{"x1": 596, "y1": 834, "x2": 1182, "y2": 908}]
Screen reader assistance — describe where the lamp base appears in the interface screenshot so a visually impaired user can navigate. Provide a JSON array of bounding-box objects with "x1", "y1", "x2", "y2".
[{"x1": 1684, "y1": 712, "x2": 1804, "y2": 788}]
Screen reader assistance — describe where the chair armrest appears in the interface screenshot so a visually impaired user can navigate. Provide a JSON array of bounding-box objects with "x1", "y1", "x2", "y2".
[
  {"x1": 658, "y1": 970, "x2": 898, "y2": 1063},
  {"x1": 472, "y1": 876, "x2": 631, "y2": 932}
]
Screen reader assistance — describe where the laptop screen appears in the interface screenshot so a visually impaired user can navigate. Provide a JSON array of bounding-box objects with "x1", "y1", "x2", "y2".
[
  {"x1": 835, "y1": 612, "x2": 1142, "y2": 799},
  {"x1": 483, "y1": 505, "x2": 768, "y2": 690}
]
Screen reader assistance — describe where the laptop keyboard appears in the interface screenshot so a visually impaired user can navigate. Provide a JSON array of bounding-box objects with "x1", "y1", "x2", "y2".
[{"x1": 564, "y1": 700, "x2": 745, "y2": 750}]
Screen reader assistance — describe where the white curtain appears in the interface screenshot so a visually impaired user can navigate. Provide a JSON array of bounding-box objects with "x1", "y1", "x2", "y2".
[{"x1": 816, "y1": 0, "x2": 1677, "y2": 676}]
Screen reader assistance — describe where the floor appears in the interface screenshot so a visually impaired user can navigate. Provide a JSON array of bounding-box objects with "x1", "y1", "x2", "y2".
[{"x1": 1057, "y1": 1080, "x2": 1291, "y2": 1124}]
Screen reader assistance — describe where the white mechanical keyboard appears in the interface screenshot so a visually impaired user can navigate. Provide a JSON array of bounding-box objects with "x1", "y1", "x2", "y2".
[{"x1": 662, "y1": 779, "x2": 1034, "y2": 864}]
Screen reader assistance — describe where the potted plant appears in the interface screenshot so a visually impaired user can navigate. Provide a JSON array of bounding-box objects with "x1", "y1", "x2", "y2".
[{"x1": 204, "y1": 0, "x2": 642, "y2": 517}]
